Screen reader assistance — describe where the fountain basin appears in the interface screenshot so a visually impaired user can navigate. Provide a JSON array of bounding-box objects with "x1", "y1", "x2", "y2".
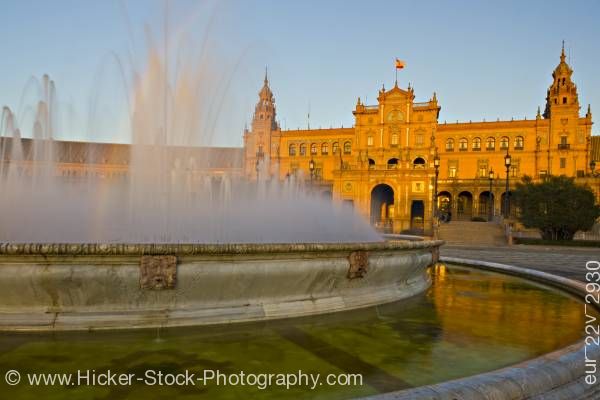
[{"x1": 0, "y1": 240, "x2": 442, "y2": 331}]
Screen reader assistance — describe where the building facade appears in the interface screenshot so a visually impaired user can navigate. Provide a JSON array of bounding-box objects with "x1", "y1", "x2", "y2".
[{"x1": 243, "y1": 46, "x2": 596, "y2": 233}]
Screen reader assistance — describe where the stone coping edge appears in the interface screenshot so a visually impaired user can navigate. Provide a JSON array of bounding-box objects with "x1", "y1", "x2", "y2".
[
  {"x1": 359, "y1": 256, "x2": 600, "y2": 400},
  {"x1": 0, "y1": 240, "x2": 444, "y2": 256}
]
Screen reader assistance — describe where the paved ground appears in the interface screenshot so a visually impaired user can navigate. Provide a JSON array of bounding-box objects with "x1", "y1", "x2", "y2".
[{"x1": 440, "y1": 244, "x2": 600, "y2": 282}]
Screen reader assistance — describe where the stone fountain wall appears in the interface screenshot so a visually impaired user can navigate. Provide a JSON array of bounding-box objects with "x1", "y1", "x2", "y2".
[{"x1": 0, "y1": 240, "x2": 442, "y2": 331}]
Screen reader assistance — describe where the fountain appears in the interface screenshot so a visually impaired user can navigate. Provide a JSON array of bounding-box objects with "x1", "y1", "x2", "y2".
[{"x1": 0, "y1": 62, "x2": 441, "y2": 330}]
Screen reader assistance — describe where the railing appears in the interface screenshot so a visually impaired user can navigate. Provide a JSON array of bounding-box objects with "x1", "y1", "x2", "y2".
[
  {"x1": 472, "y1": 147, "x2": 481, "y2": 151},
  {"x1": 364, "y1": 105, "x2": 378, "y2": 110},
  {"x1": 413, "y1": 102, "x2": 431, "y2": 109},
  {"x1": 514, "y1": 146, "x2": 524, "y2": 150},
  {"x1": 558, "y1": 143, "x2": 570, "y2": 150}
]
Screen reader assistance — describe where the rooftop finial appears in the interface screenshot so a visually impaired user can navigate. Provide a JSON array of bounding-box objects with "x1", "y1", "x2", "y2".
[
  {"x1": 560, "y1": 40, "x2": 566, "y2": 62},
  {"x1": 264, "y1": 66, "x2": 268, "y2": 85}
]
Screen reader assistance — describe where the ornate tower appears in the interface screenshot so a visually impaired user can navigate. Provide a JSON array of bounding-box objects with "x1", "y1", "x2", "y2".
[
  {"x1": 243, "y1": 69, "x2": 280, "y2": 179},
  {"x1": 543, "y1": 43, "x2": 579, "y2": 118},
  {"x1": 541, "y1": 43, "x2": 587, "y2": 175}
]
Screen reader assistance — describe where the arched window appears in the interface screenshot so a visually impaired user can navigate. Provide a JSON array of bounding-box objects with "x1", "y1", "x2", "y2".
[
  {"x1": 413, "y1": 157, "x2": 426, "y2": 168},
  {"x1": 289, "y1": 144, "x2": 296, "y2": 156},
  {"x1": 486, "y1": 137, "x2": 495, "y2": 150},
  {"x1": 459, "y1": 137, "x2": 468, "y2": 151},
  {"x1": 344, "y1": 141, "x2": 351, "y2": 154},
  {"x1": 332, "y1": 142, "x2": 339, "y2": 154},
  {"x1": 321, "y1": 143, "x2": 328, "y2": 155},
  {"x1": 368, "y1": 158, "x2": 375, "y2": 169},
  {"x1": 472, "y1": 137, "x2": 481, "y2": 150},
  {"x1": 514, "y1": 136, "x2": 524, "y2": 150},
  {"x1": 391, "y1": 134, "x2": 398, "y2": 146},
  {"x1": 387, "y1": 158, "x2": 398, "y2": 169},
  {"x1": 445, "y1": 138, "x2": 454, "y2": 151},
  {"x1": 299, "y1": 143, "x2": 307, "y2": 156},
  {"x1": 310, "y1": 143, "x2": 317, "y2": 155},
  {"x1": 500, "y1": 136, "x2": 509, "y2": 150}
]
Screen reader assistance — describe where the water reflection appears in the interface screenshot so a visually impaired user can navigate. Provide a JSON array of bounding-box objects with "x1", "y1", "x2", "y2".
[{"x1": 0, "y1": 265, "x2": 591, "y2": 399}]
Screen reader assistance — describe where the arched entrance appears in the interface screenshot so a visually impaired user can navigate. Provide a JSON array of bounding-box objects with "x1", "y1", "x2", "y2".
[
  {"x1": 410, "y1": 200, "x2": 425, "y2": 233},
  {"x1": 437, "y1": 191, "x2": 452, "y2": 214},
  {"x1": 457, "y1": 191, "x2": 473, "y2": 220},
  {"x1": 371, "y1": 184, "x2": 394, "y2": 232},
  {"x1": 478, "y1": 191, "x2": 494, "y2": 219}
]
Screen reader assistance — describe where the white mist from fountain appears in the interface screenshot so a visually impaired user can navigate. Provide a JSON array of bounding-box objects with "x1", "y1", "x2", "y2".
[{"x1": 0, "y1": 34, "x2": 381, "y2": 244}]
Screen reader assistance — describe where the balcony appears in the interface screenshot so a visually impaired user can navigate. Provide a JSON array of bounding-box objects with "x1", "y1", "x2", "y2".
[
  {"x1": 486, "y1": 147, "x2": 495, "y2": 151},
  {"x1": 459, "y1": 147, "x2": 468, "y2": 152},
  {"x1": 558, "y1": 143, "x2": 570, "y2": 150},
  {"x1": 514, "y1": 146, "x2": 524, "y2": 150},
  {"x1": 472, "y1": 147, "x2": 481, "y2": 151},
  {"x1": 445, "y1": 148, "x2": 454, "y2": 152}
]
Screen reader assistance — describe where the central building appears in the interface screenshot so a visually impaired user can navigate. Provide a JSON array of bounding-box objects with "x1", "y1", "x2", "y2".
[{"x1": 243, "y1": 47, "x2": 595, "y2": 234}]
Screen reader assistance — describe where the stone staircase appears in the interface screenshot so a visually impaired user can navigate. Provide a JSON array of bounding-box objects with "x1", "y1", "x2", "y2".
[{"x1": 438, "y1": 220, "x2": 506, "y2": 246}]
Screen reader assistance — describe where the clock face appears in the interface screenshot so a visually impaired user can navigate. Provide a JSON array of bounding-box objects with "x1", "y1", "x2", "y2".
[{"x1": 387, "y1": 110, "x2": 405, "y2": 122}]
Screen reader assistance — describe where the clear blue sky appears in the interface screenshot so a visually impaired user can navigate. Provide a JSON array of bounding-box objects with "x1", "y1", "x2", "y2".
[{"x1": 1, "y1": 0, "x2": 598, "y2": 146}]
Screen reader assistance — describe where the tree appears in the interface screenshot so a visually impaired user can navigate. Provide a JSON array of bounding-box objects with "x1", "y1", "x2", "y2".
[{"x1": 513, "y1": 175, "x2": 600, "y2": 241}]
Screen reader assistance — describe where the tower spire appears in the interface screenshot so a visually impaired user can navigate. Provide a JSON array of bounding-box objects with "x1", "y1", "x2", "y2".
[
  {"x1": 264, "y1": 66, "x2": 268, "y2": 85},
  {"x1": 561, "y1": 40, "x2": 566, "y2": 62}
]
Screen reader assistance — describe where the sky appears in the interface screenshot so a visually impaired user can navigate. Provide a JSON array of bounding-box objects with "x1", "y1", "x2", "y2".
[{"x1": 0, "y1": 0, "x2": 599, "y2": 147}]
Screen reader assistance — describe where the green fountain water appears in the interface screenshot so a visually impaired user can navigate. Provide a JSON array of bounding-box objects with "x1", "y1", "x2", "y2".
[{"x1": 0, "y1": 264, "x2": 592, "y2": 399}]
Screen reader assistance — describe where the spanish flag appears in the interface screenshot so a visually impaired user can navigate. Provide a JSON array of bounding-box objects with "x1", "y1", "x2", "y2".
[{"x1": 395, "y1": 58, "x2": 405, "y2": 69}]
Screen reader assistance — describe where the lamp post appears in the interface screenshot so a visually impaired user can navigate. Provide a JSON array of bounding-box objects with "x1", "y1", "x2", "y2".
[
  {"x1": 504, "y1": 150, "x2": 512, "y2": 219},
  {"x1": 309, "y1": 158, "x2": 315, "y2": 185},
  {"x1": 255, "y1": 158, "x2": 260, "y2": 183},
  {"x1": 591, "y1": 160, "x2": 596, "y2": 177},
  {"x1": 433, "y1": 154, "x2": 440, "y2": 220},
  {"x1": 488, "y1": 169, "x2": 494, "y2": 221}
]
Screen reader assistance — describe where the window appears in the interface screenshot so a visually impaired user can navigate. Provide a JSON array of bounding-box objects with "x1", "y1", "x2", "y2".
[
  {"x1": 391, "y1": 134, "x2": 398, "y2": 146},
  {"x1": 449, "y1": 165, "x2": 458, "y2": 178},
  {"x1": 540, "y1": 170, "x2": 547, "y2": 177},
  {"x1": 332, "y1": 142, "x2": 339, "y2": 154},
  {"x1": 511, "y1": 159, "x2": 520, "y2": 177},
  {"x1": 486, "y1": 137, "x2": 495, "y2": 150},
  {"x1": 387, "y1": 158, "x2": 398, "y2": 169},
  {"x1": 310, "y1": 143, "x2": 317, "y2": 155},
  {"x1": 367, "y1": 136, "x2": 374, "y2": 147},
  {"x1": 560, "y1": 158, "x2": 566, "y2": 169},
  {"x1": 344, "y1": 141, "x2": 351, "y2": 154},
  {"x1": 459, "y1": 138, "x2": 468, "y2": 151},
  {"x1": 560, "y1": 136, "x2": 568, "y2": 145},
  {"x1": 368, "y1": 158, "x2": 375, "y2": 169},
  {"x1": 448, "y1": 160, "x2": 458, "y2": 178},
  {"x1": 500, "y1": 136, "x2": 509, "y2": 150},
  {"x1": 477, "y1": 160, "x2": 488, "y2": 178},
  {"x1": 299, "y1": 143, "x2": 306, "y2": 156},
  {"x1": 413, "y1": 157, "x2": 426, "y2": 168},
  {"x1": 321, "y1": 143, "x2": 328, "y2": 155},
  {"x1": 563, "y1": 97, "x2": 567, "y2": 104},
  {"x1": 415, "y1": 133, "x2": 424, "y2": 147},
  {"x1": 289, "y1": 144, "x2": 296, "y2": 156},
  {"x1": 446, "y1": 138, "x2": 454, "y2": 151},
  {"x1": 472, "y1": 137, "x2": 481, "y2": 150},
  {"x1": 514, "y1": 136, "x2": 524, "y2": 150}
]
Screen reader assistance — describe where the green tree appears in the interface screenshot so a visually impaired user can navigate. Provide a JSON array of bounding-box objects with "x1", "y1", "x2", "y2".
[{"x1": 513, "y1": 175, "x2": 600, "y2": 240}]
